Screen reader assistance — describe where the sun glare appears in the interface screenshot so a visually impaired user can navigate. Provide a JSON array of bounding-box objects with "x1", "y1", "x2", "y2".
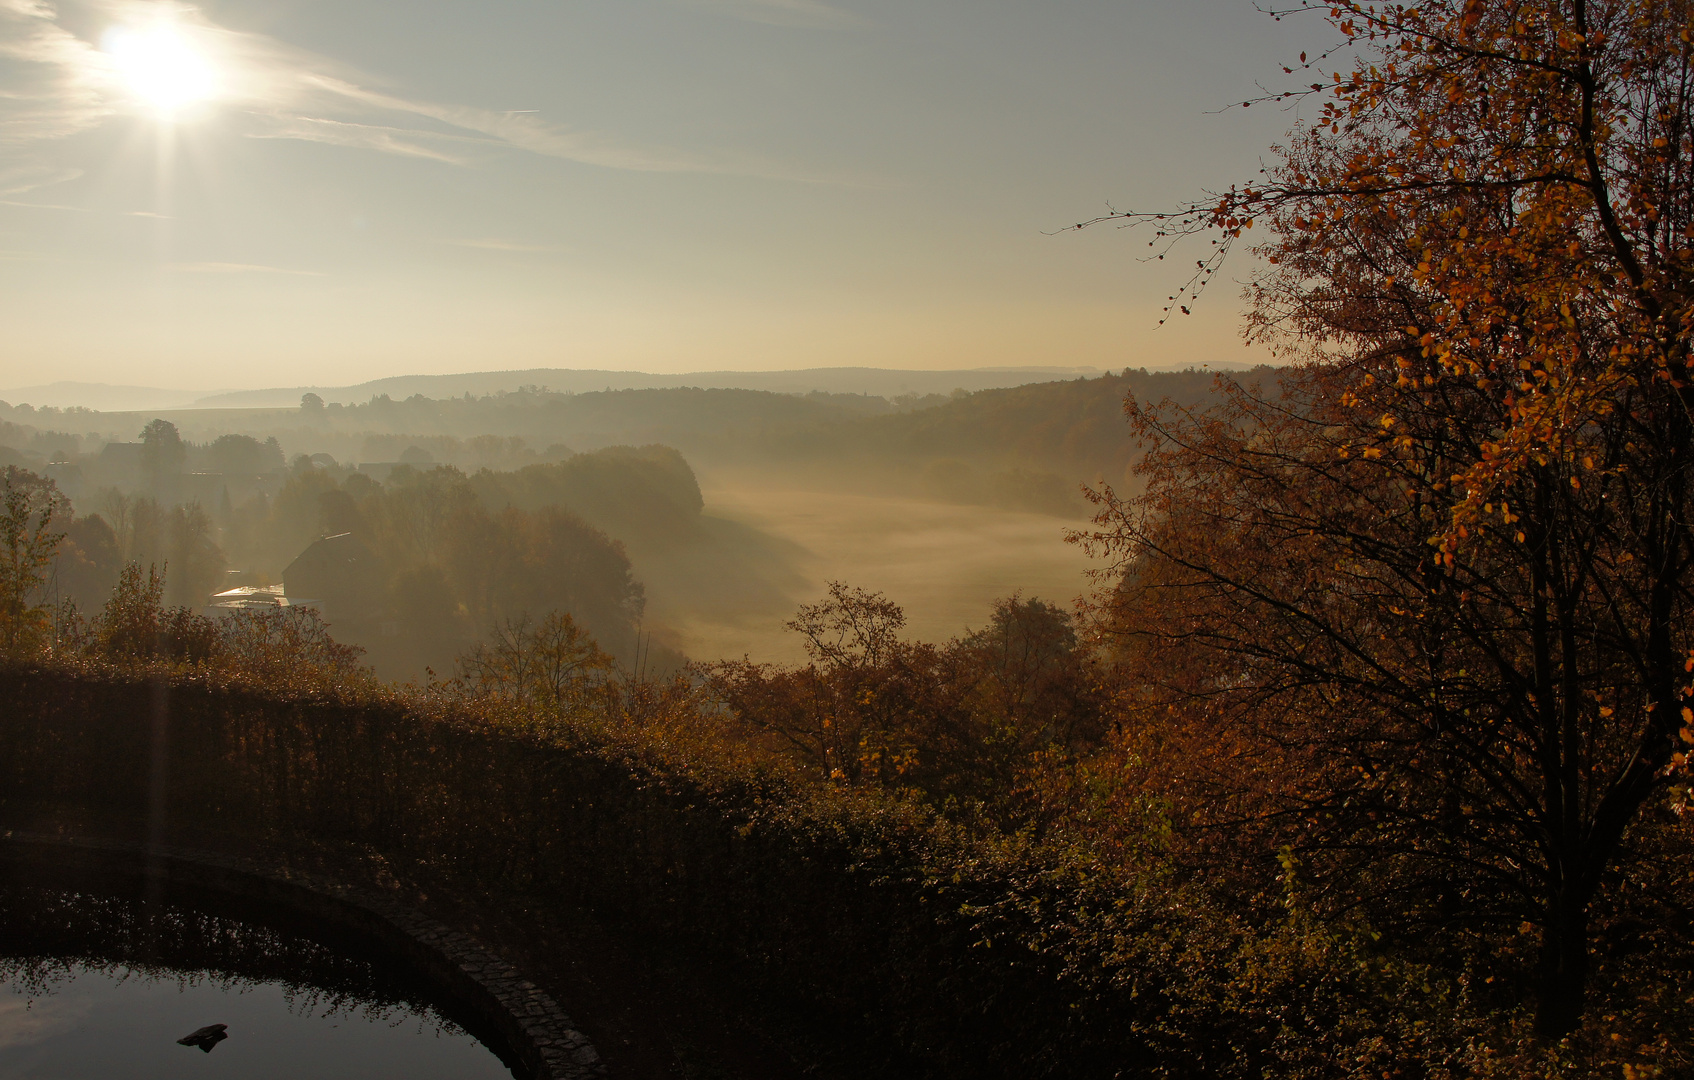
[{"x1": 104, "y1": 20, "x2": 220, "y2": 117}]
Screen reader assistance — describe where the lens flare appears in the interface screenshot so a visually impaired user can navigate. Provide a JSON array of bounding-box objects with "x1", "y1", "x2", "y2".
[{"x1": 104, "y1": 20, "x2": 220, "y2": 117}]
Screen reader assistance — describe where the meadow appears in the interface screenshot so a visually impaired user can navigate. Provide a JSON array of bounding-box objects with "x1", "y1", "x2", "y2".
[{"x1": 638, "y1": 471, "x2": 1097, "y2": 663}]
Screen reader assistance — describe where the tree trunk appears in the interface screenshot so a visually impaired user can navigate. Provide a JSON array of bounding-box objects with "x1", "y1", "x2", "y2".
[{"x1": 1535, "y1": 888, "x2": 1590, "y2": 1039}]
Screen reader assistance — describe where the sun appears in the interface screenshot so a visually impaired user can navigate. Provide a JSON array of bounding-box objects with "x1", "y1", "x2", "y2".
[{"x1": 104, "y1": 20, "x2": 220, "y2": 117}]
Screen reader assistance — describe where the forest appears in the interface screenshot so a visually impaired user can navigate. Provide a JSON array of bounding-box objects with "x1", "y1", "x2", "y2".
[
  {"x1": 0, "y1": 364, "x2": 1227, "y2": 518},
  {"x1": 25, "y1": 431, "x2": 698, "y2": 678},
  {"x1": 2, "y1": 0, "x2": 1692, "y2": 1077}
]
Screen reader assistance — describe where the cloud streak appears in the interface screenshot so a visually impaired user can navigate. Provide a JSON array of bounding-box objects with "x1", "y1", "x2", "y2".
[
  {"x1": 249, "y1": 115, "x2": 470, "y2": 165},
  {"x1": 299, "y1": 74, "x2": 812, "y2": 177},
  {"x1": 0, "y1": 163, "x2": 82, "y2": 195}
]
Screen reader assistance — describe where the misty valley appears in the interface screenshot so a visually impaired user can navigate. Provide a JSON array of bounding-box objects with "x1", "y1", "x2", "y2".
[
  {"x1": 4, "y1": 0, "x2": 1693, "y2": 1077},
  {"x1": 0, "y1": 369, "x2": 1214, "y2": 678}
]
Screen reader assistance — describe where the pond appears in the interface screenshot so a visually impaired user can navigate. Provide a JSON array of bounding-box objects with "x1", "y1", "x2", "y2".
[{"x1": 0, "y1": 878, "x2": 517, "y2": 1080}]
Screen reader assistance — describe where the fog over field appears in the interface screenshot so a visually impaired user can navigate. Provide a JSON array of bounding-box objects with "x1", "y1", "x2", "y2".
[
  {"x1": 0, "y1": 366, "x2": 1206, "y2": 676},
  {"x1": 646, "y1": 474, "x2": 1096, "y2": 663}
]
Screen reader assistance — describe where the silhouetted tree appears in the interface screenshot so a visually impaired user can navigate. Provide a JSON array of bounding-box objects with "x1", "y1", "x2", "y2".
[
  {"x1": 457, "y1": 611, "x2": 613, "y2": 709},
  {"x1": 138, "y1": 419, "x2": 185, "y2": 495}
]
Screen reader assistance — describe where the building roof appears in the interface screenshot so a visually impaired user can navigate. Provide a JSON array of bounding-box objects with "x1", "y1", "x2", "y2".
[{"x1": 205, "y1": 584, "x2": 322, "y2": 613}]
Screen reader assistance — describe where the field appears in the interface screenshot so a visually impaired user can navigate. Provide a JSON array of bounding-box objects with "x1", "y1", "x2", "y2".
[{"x1": 634, "y1": 473, "x2": 1101, "y2": 664}]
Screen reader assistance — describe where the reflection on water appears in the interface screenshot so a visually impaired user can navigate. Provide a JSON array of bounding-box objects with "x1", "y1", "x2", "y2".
[
  {"x1": 0, "y1": 883, "x2": 514, "y2": 1079},
  {"x1": 0, "y1": 961, "x2": 511, "y2": 1079}
]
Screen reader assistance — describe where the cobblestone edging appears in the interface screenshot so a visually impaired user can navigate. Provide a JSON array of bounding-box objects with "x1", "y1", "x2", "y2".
[{"x1": 0, "y1": 831, "x2": 605, "y2": 1080}]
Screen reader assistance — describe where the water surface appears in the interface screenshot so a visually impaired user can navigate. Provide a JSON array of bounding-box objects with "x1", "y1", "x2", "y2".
[
  {"x1": 0, "y1": 881, "x2": 515, "y2": 1080},
  {"x1": 1, "y1": 960, "x2": 511, "y2": 1079}
]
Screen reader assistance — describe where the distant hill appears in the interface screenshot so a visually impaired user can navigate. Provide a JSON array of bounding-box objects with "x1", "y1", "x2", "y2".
[
  {"x1": 0, "y1": 381, "x2": 206, "y2": 412},
  {"x1": 0, "y1": 363, "x2": 1263, "y2": 414},
  {"x1": 0, "y1": 364, "x2": 1276, "y2": 518},
  {"x1": 758, "y1": 367, "x2": 1235, "y2": 479},
  {"x1": 188, "y1": 366, "x2": 1111, "y2": 408}
]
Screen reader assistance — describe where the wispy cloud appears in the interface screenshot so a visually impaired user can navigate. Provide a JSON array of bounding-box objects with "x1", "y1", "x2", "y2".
[
  {"x1": 0, "y1": 197, "x2": 165, "y2": 216},
  {"x1": 166, "y1": 261, "x2": 322, "y2": 275},
  {"x1": 0, "y1": 0, "x2": 834, "y2": 180},
  {"x1": 249, "y1": 115, "x2": 470, "y2": 165},
  {"x1": 299, "y1": 74, "x2": 777, "y2": 175},
  {"x1": 683, "y1": 0, "x2": 861, "y2": 29},
  {"x1": 0, "y1": 163, "x2": 82, "y2": 195},
  {"x1": 0, "y1": 0, "x2": 115, "y2": 147},
  {"x1": 0, "y1": 198, "x2": 86, "y2": 210}
]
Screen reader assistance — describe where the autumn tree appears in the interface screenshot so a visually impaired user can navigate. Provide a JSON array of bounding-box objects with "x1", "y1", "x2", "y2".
[
  {"x1": 1079, "y1": 0, "x2": 1694, "y2": 1039},
  {"x1": 715, "y1": 583, "x2": 917, "y2": 783},
  {"x1": 715, "y1": 585, "x2": 1106, "y2": 803},
  {"x1": 93, "y1": 562, "x2": 218, "y2": 662},
  {"x1": 0, "y1": 467, "x2": 67, "y2": 657},
  {"x1": 787, "y1": 580, "x2": 906, "y2": 670},
  {"x1": 214, "y1": 606, "x2": 366, "y2": 685},
  {"x1": 456, "y1": 611, "x2": 613, "y2": 709}
]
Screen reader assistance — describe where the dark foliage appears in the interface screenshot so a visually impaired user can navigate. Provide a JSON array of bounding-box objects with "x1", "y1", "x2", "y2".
[{"x1": 0, "y1": 658, "x2": 1513, "y2": 1080}]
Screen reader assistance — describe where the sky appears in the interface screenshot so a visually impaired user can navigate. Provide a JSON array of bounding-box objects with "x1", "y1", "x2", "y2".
[{"x1": 0, "y1": 0, "x2": 1321, "y2": 390}]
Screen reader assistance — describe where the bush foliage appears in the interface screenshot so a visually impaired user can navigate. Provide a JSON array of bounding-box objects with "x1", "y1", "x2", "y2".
[{"x1": 0, "y1": 545, "x2": 1688, "y2": 1078}]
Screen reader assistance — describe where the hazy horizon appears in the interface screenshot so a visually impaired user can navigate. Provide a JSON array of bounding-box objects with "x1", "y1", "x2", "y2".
[
  {"x1": 0, "y1": 357, "x2": 1270, "y2": 411},
  {"x1": 0, "y1": 0, "x2": 1313, "y2": 390},
  {"x1": 0, "y1": 0, "x2": 1311, "y2": 665}
]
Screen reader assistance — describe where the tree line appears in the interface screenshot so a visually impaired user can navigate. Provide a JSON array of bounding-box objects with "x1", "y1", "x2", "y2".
[{"x1": 11, "y1": 438, "x2": 704, "y2": 679}]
